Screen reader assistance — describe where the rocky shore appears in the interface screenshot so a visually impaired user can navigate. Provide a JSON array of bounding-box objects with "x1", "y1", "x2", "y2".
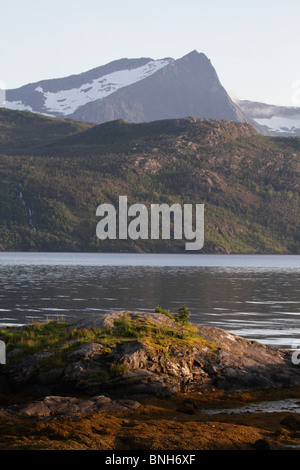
[{"x1": 0, "y1": 310, "x2": 300, "y2": 450}]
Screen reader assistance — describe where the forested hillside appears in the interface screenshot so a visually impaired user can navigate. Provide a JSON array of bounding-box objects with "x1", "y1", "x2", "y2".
[{"x1": 0, "y1": 110, "x2": 299, "y2": 253}]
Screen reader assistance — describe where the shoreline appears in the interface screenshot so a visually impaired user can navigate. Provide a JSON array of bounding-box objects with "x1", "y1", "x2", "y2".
[
  {"x1": 1, "y1": 311, "x2": 300, "y2": 450},
  {"x1": 0, "y1": 387, "x2": 300, "y2": 450}
]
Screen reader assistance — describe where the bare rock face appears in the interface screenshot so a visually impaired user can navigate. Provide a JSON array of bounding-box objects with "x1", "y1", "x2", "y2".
[
  {"x1": 74, "y1": 310, "x2": 177, "y2": 330},
  {"x1": 0, "y1": 395, "x2": 140, "y2": 419},
  {"x1": 103, "y1": 369, "x2": 178, "y2": 399},
  {"x1": 195, "y1": 325, "x2": 298, "y2": 390}
]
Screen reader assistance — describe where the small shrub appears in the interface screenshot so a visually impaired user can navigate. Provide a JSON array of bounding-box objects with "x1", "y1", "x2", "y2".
[
  {"x1": 154, "y1": 306, "x2": 174, "y2": 320},
  {"x1": 174, "y1": 304, "x2": 191, "y2": 325},
  {"x1": 110, "y1": 364, "x2": 128, "y2": 376},
  {"x1": 114, "y1": 316, "x2": 137, "y2": 338},
  {"x1": 155, "y1": 305, "x2": 191, "y2": 325}
]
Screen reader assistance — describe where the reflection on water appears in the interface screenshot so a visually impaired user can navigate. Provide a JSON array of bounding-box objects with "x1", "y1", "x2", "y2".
[
  {"x1": 0, "y1": 253, "x2": 299, "y2": 349},
  {"x1": 203, "y1": 398, "x2": 300, "y2": 415}
]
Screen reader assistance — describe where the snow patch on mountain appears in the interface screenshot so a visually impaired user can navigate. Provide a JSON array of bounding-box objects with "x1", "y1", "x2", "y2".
[
  {"x1": 35, "y1": 59, "x2": 172, "y2": 116},
  {"x1": 3, "y1": 101, "x2": 33, "y2": 112},
  {"x1": 254, "y1": 116, "x2": 300, "y2": 134}
]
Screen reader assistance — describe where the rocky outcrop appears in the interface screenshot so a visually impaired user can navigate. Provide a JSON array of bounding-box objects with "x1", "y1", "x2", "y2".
[
  {"x1": 74, "y1": 310, "x2": 177, "y2": 330},
  {"x1": 0, "y1": 311, "x2": 299, "y2": 413},
  {"x1": 195, "y1": 324, "x2": 298, "y2": 390},
  {"x1": 0, "y1": 395, "x2": 140, "y2": 419}
]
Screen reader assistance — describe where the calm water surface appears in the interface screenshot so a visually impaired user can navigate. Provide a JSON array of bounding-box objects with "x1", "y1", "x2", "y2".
[{"x1": 0, "y1": 253, "x2": 299, "y2": 349}]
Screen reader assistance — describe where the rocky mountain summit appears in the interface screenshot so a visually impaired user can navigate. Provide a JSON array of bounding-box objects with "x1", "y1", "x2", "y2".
[
  {"x1": 3, "y1": 51, "x2": 298, "y2": 136},
  {"x1": 2, "y1": 51, "x2": 266, "y2": 134},
  {"x1": 0, "y1": 311, "x2": 299, "y2": 419}
]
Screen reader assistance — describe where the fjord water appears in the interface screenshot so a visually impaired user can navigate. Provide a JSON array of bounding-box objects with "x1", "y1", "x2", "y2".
[{"x1": 0, "y1": 253, "x2": 299, "y2": 350}]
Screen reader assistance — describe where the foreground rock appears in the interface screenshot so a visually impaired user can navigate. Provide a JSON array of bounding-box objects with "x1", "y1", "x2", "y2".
[
  {"x1": 0, "y1": 395, "x2": 140, "y2": 419},
  {"x1": 0, "y1": 311, "x2": 299, "y2": 413},
  {"x1": 196, "y1": 324, "x2": 300, "y2": 390}
]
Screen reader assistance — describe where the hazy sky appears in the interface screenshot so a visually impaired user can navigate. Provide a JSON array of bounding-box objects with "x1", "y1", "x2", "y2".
[{"x1": 1, "y1": 0, "x2": 299, "y2": 106}]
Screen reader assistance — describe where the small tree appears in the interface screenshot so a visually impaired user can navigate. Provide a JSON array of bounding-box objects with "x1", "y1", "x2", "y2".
[{"x1": 174, "y1": 304, "x2": 191, "y2": 325}]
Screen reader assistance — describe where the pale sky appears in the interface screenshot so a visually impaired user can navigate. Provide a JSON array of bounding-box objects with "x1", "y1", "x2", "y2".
[{"x1": 1, "y1": 0, "x2": 300, "y2": 106}]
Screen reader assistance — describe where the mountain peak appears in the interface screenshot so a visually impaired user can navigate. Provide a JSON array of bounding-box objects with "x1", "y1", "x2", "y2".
[
  {"x1": 2, "y1": 51, "x2": 269, "y2": 135},
  {"x1": 181, "y1": 50, "x2": 209, "y2": 60},
  {"x1": 185, "y1": 49, "x2": 201, "y2": 56}
]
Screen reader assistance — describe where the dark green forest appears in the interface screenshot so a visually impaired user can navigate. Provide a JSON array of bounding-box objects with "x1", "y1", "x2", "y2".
[{"x1": 0, "y1": 109, "x2": 299, "y2": 253}]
